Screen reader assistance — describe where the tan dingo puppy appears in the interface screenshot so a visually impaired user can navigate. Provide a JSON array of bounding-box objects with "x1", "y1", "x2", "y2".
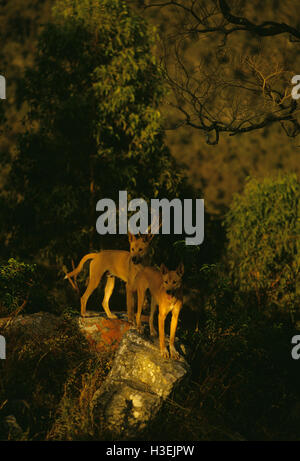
[
  {"x1": 133, "y1": 262, "x2": 184, "y2": 359},
  {"x1": 64, "y1": 232, "x2": 153, "y2": 319}
]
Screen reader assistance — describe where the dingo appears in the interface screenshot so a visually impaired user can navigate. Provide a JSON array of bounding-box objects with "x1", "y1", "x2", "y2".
[
  {"x1": 133, "y1": 262, "x2": 184, "y2": 359},
  {"x1": 64, "y1": 232, "x2": 153, "y2": 319}
]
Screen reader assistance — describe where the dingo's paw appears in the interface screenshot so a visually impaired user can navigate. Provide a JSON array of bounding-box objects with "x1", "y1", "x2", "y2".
[
  {"x1": 170, "y1": 346, "x2": 180, "y2": 360},
  {"x1": 137, "y1": 323, "x2": 144, "y2": 334},
  {"x1": 109, "y1": 313, "x2": 118, "y2": 319},
  {"x1": 161, "y1": 347, "x2": 169, "y2": 359},
  {"x1": 150, "y1": 328, "x2": 157, "y2": 337}
]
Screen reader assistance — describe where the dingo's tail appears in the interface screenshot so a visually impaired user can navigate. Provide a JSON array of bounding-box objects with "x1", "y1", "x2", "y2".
[{"x1": 64, "y1": 253, "x2": 98, "y2": 280}]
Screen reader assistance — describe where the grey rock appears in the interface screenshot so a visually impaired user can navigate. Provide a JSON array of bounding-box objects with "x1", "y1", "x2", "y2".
[
  {"x1": 91, "y1": 329, "x2": 189, "y2": 439},
  {"x1": 0, "y1": 312, "x2": 63, "y2": 337}
]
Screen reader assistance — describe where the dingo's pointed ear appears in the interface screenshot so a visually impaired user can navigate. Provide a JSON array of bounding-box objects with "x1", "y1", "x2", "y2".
[
  {"x1": 176, "y1": 262, "x2": 184, "y2": 276},
  {"x1": 128, "y1": 232, "x2": 135, "y2": 242},
  {"x1": 142, "y1": 232, "x2": 155, "y2": 242},
  {"x1": 160, "y1": 263, "x2": 168, "y2": 275}
]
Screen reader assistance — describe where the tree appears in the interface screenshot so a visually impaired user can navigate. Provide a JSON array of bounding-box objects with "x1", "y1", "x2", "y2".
[
  {"x1": 2, "y1": 0, "x2": 184, "y2": 263},
  {"x1": 143, "y1": 0, "x2": 300, "y2": 144},
  {"x1": 225, "y1": 174, "x2": 300, "y2": 316}
]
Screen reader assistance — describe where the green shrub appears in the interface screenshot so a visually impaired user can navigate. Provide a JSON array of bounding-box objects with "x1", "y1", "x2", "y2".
[
  {"x1": 0, "y1": 258, "x2": 57, "y2": 317},
  {"x1": 0, "y1": 259, "x2": 36, "y2": 316},
  {"x1": 224, "y1": 174, "x2": 300, "y2": 317}
]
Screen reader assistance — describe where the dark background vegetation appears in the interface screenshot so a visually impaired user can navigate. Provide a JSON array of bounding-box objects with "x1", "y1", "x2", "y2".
[{"x1": 0, "y1": 0, "x2": 299, "y2": 441}]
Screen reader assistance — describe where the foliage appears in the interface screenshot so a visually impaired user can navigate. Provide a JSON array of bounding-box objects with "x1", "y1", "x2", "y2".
[
  {"x1": 0, "y1": 259, "x2": 36, "y2": 316},
  {"x1": 2, "y1": 0, "x2": 184, "y2": 263},
  {"x1": 0, "y1": 258, "x2": 58, "y2": 317},
  {"x1": 224, "y1": 174, "x2": 300, "y2": 316}
]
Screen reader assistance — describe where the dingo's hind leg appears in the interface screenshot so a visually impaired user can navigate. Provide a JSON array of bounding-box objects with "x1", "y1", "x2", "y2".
[
  {"x1": 102, "y1": 275, "x2": 118, "y2": 319},
  {"x1": 80, "y1": 261, "x2": 105, "y2": 317},
  {"x1": 169, "y1": 306, "x2": 180, "y2": 360},
  {"x1": 126, "y1": 286, "x2": 135, "y2": 323}
]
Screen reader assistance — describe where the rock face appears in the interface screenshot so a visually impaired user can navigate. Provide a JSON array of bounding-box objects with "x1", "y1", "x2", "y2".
[
  {"x1": 77, "y1": 312, "x2": 132, "y2": 353},
  {"x1": 91, "y1": 329, "x2": 190, "y2": 440}
]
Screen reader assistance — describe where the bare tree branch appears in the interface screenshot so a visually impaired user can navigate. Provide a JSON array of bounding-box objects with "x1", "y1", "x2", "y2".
[
  {"x1": 143, "y1": 0, "x2": 300, "y2": 143},
  {"x1": 219, "y1": 0, "x2": 300, "y2": 40}
]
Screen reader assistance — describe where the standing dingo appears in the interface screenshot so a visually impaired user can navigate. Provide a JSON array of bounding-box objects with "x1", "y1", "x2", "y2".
[
  {"x1": 64, "y1": 232, "x2": 153, "y2": 319},
  {"x1": 133, "y1": 262, "x2": 184, "y2": 359}
]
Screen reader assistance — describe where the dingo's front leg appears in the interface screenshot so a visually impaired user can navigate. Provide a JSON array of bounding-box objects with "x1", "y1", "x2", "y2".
[
  {"x1": 80, "y1": 297, "x2": 87, "y2": 317},
  {"x1": 158, "y1": 309, "x2": 169, "y2": 358},
  {"x1": 169, "y1": 304, "x2": 181, "y2": 360},
  {"x1": 149, "y1": 297, "x2": 157, "y2": 337},
  {"x1": 136, "y1": 287, "x2": 146, "y2": 332}
]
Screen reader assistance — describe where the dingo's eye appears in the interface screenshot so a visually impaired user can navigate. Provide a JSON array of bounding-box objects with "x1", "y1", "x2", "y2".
[{"x1": 139, "y1": 248, "x2": 142, "y2": 252}]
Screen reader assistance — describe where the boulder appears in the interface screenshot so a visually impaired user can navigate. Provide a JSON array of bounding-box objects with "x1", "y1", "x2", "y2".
[
  {"x1": 91, "y1": 329, "x2": 190, "y2": 439},
  {"x1": 76, "y1": 312, "x2": 132, "y2": 353}
]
